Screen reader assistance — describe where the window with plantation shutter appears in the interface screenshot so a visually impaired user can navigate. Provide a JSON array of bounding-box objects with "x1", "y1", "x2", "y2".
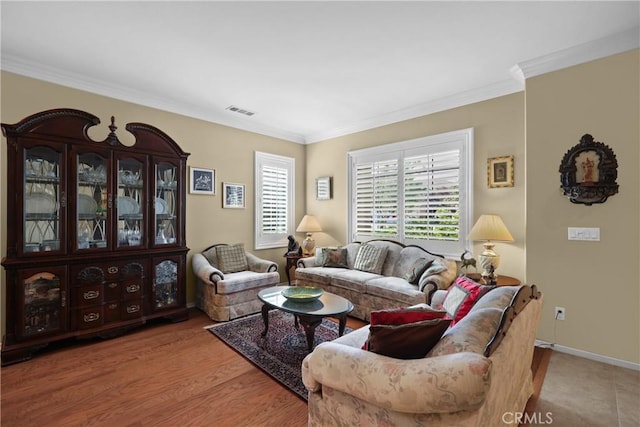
[
  {"x1": 349, "y1": 129, "x2": 473, "y2": 256},
  {"x1": 255, "y1": 152, "x2": 295, "y2": 250}
]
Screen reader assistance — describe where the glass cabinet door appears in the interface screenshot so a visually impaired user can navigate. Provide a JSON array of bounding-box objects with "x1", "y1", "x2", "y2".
[
  {"x1": 154, "y1": 161, "x2": 178, "y2": 246},
  {"x1": 152, "y1": 256, "x2": 180, "y2": 310},
  {"x1": 117, "y1": 156, "x2": 145, "y2": 248},
  {"x1": 19, "y1": 267, "x2": 67, "y2": 338},
  {"x1": 23, "y1": 145, "x2": 63, "y2": 254},
  {"x1": 77, "y1": 152, "x2": 108, "y2": 250}
]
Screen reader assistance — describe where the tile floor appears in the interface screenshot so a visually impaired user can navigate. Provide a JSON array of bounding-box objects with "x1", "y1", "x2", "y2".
[{"x1": 533, "y1": 351, "x2": 639, "y2": 426}]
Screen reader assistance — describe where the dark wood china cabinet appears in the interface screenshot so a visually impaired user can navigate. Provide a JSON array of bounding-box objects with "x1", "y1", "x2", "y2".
[{"x1": 1, "y1": 109, "x2": 190, "y2": 365}]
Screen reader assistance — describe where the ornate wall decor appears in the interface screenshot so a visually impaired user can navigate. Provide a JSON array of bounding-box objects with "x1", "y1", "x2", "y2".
[{"x1": 559, "y1": 134, "x2": 618, "y2": 205}]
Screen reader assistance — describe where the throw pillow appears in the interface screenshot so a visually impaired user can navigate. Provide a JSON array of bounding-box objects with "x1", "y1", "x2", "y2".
[
  {"x1": 364, "y1": 318, "x2": 452, "y2": 359},
  {"x1": 402, "y1": 258, "x2": 433, "y2": 285},
  {"x1": 353, "y1": 244, "x2": 388, "y2": 274},
  {"x1": 439, "y1": 276, "x2": 495, "y2": 325},
  {"x1": 216, "y1": 243, "x2": 248, "y2": 273},
  {"x1": 369, "y1": 306, "x2": 447, "y2": 326},
  {"x1": 318, "y1": 247, "x2": 349, "y2": 268}
]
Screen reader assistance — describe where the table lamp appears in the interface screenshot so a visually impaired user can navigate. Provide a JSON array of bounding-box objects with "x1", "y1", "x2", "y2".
[
  {"x1": 468, "y1": 214, "x2": 514, "y2": 278},
  {"x1": 296, "y1": 214, "x2": 322, "y2": 256}
]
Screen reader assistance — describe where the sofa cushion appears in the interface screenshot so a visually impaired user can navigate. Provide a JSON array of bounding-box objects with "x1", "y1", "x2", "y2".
[
  {"x1": 472, "y1": 285, "x2": 518, "y2": 311},
  {"x1": 365, "y1": 276, "x2": 426, "y2": 305},
  {"x1": 353, "y1": 244, "x2": 388, "y2": 274},
  {"x1": 216, "y1": 243, "x2": 248, "y2": 273},
  {"x1": 440, "y1": 276, "x2": 494, "y2": 325},
  {"x1": 331, "y1": 269, "x2": 380, "y2": 293},
  {"x1": 427, "y1": 307, "x2": 503, "y2": 357},
  {"x1": 369, "y1": 306, "x2": 447, "y2": 326},
  {"x1": 401, "y1": 258, "x2": 433, "y2": 284},
  {"x1": 317, "y1": 247, "x2": 349, "y2": 268},
  {"x1": 364, "y1": 318, "x2": 452, "y2": 359}
]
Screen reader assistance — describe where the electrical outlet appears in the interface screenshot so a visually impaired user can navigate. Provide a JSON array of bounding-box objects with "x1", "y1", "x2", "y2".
[{"x1": 554, "y1": 306, "x2": 565, "y2": 321}]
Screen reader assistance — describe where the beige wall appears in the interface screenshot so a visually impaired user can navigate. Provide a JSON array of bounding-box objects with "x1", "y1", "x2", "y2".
[
  {"x1": 525, "y1": 50, "x2": 639, "y2": 364},
  {"x1": 0, "y1": 72, "x2": 307, "y2": 336},
  {"x1": 306, "y1": 93, "x2": 526, "y2": 280},
  {"x1": 2, "y1": 50, "x2": 638, "y2": 365}
]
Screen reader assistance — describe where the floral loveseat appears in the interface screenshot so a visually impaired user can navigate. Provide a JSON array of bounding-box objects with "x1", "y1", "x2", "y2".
[
  {"x1": 295, "y1": 240, "x2": 458, "y2": 320},
  {"x1": 192, "y1": 243, "x2": 280, "y2": 321},
  {"x1": 302, "y1": 284, "x2": 543, "y2": 426}
]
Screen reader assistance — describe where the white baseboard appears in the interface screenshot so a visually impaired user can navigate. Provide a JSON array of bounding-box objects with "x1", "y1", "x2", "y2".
[
  {"x1": 187, "y1": 301, "x2": 196, "y2": 308},
  {"x1": 535, "y1": 339, "x2": 640, "y2": 371}
]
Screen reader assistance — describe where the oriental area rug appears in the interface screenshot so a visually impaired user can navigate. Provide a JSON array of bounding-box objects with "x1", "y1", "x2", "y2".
[
  {"x1": 207, "y1": 311, "x2": 552, "y2": 407},
  {"x1": 207, "y1": 310, "x2": 353, "y2": 401}
]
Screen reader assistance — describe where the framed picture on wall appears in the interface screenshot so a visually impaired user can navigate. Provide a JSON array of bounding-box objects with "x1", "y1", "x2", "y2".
[
  {"x1": 487, "y1": 156, "x2": 514, "y2": 188},
  {"x1": 315, "y1": 176, "x2": 332, "y2": 200},
  {"x1": 189, "y1": 167, "x2": 215, "y2": 194},
  {"x1": 223, "y1": 182, "x2": 245, "y2": 208}
]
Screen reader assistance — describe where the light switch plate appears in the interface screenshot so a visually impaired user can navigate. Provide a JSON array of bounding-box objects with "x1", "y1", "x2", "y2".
[{"x1": 568, "y1": 227, "x2": 600, "y2": 241}]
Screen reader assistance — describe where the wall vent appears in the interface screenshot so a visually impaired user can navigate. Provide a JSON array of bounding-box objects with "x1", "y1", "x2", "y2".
[{"x1": 226, "y1": 105, "x2": 256, "y2": 117}]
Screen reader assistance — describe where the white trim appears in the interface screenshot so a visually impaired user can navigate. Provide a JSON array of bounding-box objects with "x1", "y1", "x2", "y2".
[
  {"x1": 535, "y1": 339, "x2": 640, "y2": 372},
  {"x1": 254, "y1": 151, "x2": 295, "y2": 250},
  {"x1": 307, "y1": 81, "x2": 520, "y2": 144},
  {"x1": 347, "y1": 128, "x2": 473, "y2": 257},
  {"x1": 1, "y1": 54, "x2": 307, "y2": 144},
  {"x1": 512, "y1": 27, "x2": 640, "y2": 82}
]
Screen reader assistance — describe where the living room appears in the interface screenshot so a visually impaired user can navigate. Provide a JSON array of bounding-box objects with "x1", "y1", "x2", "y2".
[{"x1": 1, "y1": 2, "x2": 639, "y2": 425}]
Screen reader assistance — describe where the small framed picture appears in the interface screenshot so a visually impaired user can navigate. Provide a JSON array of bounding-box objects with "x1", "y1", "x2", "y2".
[
  {"x1": 316, "y1": 176, "x2": 332, "y2": 200},
  {"x1": 190, "y1": 167, "x2": 215, "y2": 195},
  {"x1": 223, "y1": 182, "x2": 245, "y2": 208},
  {"x1": 487, "y1": 156, "x2": 514, "y2": 188}
]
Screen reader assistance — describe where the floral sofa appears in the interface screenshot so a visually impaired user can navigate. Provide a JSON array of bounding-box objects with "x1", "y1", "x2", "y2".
[
  {"x1": 302, "y1": 284, "x2": 543, "y2": 426},
  {"x1": 192, "y1": 243, "x2": 280, "y2": 321},
  {"x1": 295, "y1": 240, "x2": 458, "y2": 320}
]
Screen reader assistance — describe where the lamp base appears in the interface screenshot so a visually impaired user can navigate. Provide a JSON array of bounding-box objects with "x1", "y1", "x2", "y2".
[
  {"x1": 478, "y1": 242, "x2": 500, "y2": 279},
  {"x1": 301, "y1": 234, "x2": 315, "y2": 256}
]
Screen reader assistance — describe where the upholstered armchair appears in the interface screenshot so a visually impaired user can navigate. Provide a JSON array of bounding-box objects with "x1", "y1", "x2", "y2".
[{"x1": 193, "y1": 243, "x2": 280, "y2": 321}]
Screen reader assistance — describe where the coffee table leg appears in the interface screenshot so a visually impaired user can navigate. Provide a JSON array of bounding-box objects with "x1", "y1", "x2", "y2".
[
  {"x1": 338, "y1": 314, "x2": 347, "y2": 337},
  {"x1": 298, "y1": 315, "x2": 322, "y2": 351},
  {"x1": 260, "y1": 304, "x2": 271, "y2": 337}
]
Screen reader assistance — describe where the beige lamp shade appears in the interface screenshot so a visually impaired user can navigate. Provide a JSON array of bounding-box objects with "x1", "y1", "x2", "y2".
[
  {"x1": 296, "y1": 215, "x2": 322, "y2": 256},
  {"x1": 468, "y1": 214, "x2": 514, "y2": 278}
]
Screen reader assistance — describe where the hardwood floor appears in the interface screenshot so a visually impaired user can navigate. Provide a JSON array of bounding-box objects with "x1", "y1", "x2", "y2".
[{"x1": 1, "y1": 309, "x2": 365, "y2": 427}]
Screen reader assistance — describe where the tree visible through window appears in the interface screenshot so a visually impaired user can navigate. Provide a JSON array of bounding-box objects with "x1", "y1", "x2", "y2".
[{"x1": 349, "y1": 129, "x2": 473, "y2": 256}]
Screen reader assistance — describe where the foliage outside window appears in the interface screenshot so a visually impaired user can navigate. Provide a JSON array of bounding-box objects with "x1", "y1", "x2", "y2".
[{"x1": 348, "y1": 129, "x2": 473, "y2": 256}]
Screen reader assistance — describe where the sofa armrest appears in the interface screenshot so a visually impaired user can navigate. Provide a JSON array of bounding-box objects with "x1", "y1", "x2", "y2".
[
  {"x1": 192, "y1": 253, "x2": 224, "y2": 284},
  {"x1": 303, "y1": 343, "x2": 491, "y2": 414},
  {"x1": 245, "y1": 252, "x2": 278, "y2": 273},
  {"x1": 297, "y1": 256, "x2": 318, "y2": 268}
]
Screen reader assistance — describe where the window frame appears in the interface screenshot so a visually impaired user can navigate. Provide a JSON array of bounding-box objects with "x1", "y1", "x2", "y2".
[
  {"x1": 347, "y1": 128, "x2": 474, "y2": 257},
  {"x1": 254, "y1": 151, "x2": 295, "y2": 250}
]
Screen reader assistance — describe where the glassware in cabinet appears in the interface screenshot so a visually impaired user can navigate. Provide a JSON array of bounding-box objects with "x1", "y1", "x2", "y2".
[
  {"x1": 23, "y1": 146, "x2": 63, "y2": 254},
  {"x1": 76, "y1": 152, "x2": 108, "y2": 250},
  {"x1": 154, "y1": 161, "x2": 178, "y2": 245},
  {"x1": 117, "y1": 156, "x2": 146, "y2": 248}
]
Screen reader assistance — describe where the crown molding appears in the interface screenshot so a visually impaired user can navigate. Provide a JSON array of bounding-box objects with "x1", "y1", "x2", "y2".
[
  {"x1": 0, "y1": 54, "x2": 306, "y2": 144},
  {"x1": 512, "y1": 26, "x2": 640, "y2": 82},
  {"x1": 304, "y1": 79, "x2": 524, "y2": 144}
]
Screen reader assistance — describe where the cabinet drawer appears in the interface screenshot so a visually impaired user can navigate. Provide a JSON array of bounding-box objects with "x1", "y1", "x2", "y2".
[
  {"x1": 72, "y1": 284, "x2": 103, "y2": 308},
  {"x1": 104, "y1": 302, "x2": 120, "y2": 323},
  {"x1": 104, "y1": 281, "x2": 120, "y2": 301},
  {"x1": 121, "y1": 300, "x2": 143, "y2": 320},
  {"x1": 122, "y1": 280, "x2": 143, "y2": 300},
  {"x1": 72, "y1": 306, "x2": 104, "y2": 330}
]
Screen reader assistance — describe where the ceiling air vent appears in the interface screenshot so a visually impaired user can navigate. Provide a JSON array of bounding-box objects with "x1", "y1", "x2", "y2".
[{"x1": 226, "y1": 105, "x2": 256, "y2": 117}]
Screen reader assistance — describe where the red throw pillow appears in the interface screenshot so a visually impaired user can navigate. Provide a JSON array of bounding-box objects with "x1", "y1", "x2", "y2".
[
  {"x1": 440, "y1": 276, "x2": 495, "y2": 325},
  {"x1": 369, "y1": 306, "x2": 447, "y2": 326}
]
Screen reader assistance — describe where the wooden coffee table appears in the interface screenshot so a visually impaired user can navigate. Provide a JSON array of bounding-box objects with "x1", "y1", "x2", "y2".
[{"x1": 257, "y1": 285, "x2": 354, "y2": 351}]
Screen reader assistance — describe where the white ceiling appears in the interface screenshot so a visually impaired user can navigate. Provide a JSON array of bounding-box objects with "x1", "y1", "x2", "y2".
[{"x1": 1, "y1": 1, "x2": 639, "y2": 144}]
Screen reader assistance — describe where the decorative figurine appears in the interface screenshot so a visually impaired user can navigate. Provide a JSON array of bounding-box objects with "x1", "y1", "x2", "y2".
[
  {"x1": 459, "y1": 250, "x2": 477, "y2": 272},
  {"x1": 286, "y1": 235, "x2": 302, "y2": 256}
]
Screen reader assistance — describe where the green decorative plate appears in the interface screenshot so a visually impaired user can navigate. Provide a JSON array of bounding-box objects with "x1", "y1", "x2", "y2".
[{"x1": 281, "y1": 286, "x2": 324, "y2": 302}]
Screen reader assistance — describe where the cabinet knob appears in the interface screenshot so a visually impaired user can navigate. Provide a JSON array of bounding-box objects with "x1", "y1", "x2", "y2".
[
  {"x1": 107, "y1": 266, "x2": 119, "y2": 274},
  {"x1": 126, "y1": 284, "x2": 140, "y2": 293},
  {"x1": 83, "y1": 312, "x2": 100, "y2": 323},
  {"x1": 83, "y1": 290, "x2": 100, "y2": 300},
  {"x1": 126, "y1": 305, "x2": 140, "y2": 314}
]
